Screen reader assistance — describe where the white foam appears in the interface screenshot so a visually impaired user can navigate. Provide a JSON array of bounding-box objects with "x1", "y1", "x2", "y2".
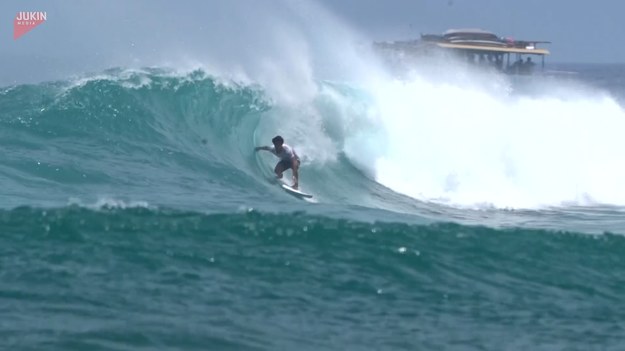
[
  {"x1": 68, "y1": 197, "x2": 153, "y2": 210},
  {"x1": 360, "y1": 67, "x2": 625, "y2": 209}
]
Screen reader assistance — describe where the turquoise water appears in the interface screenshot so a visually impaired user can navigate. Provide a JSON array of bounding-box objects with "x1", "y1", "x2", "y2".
[{"x1": 2, "y1": 66, "x2": 625, "y2": 350}]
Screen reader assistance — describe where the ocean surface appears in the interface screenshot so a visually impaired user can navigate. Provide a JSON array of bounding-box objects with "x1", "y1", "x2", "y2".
[{"x1": 2, "y1": 59, "x2": 625, "y2": 351}]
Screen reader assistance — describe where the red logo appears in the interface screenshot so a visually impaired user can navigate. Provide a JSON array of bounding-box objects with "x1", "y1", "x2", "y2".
[{"x1": 14, "y1": 11, "x2": 47, "y2": 40}]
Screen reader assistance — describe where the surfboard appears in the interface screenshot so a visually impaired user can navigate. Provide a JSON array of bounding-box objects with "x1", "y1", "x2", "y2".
[{"x1": 281, "y1": 184, "x2": 313, "y2": 198}]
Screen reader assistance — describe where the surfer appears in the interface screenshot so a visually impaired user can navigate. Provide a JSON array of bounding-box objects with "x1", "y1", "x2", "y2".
[{"x1": 255, "y1": 135, "x2": 300, "y2": 189}]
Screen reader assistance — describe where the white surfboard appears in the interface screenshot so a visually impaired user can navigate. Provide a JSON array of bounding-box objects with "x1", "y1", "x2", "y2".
[{"x1": 281, "y1": 184, "x2": 313, "y2": 198}]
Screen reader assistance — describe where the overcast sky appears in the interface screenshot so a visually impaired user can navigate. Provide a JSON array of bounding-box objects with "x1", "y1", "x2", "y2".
[{"x1": 1, "y1": 0, "x2": 623, "y2": 85}]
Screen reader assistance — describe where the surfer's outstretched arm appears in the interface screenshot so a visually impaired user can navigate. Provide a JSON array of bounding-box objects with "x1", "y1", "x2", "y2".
[{"x1": 254, "y1": 146, "x2": 270, "y2": 152}]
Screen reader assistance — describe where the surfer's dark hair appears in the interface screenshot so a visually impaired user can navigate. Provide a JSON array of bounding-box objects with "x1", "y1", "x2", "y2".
[{"x1": 272, "y1": 135, "x2": 284, "y2": 145}]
